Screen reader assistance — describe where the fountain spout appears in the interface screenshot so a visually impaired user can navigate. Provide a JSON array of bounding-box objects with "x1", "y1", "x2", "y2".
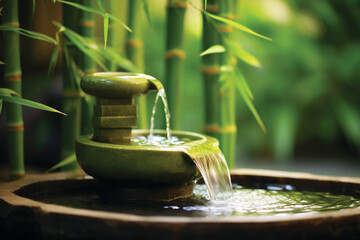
[{"x1": 81, "y1": 72, "x2": 162, "y2": 144}]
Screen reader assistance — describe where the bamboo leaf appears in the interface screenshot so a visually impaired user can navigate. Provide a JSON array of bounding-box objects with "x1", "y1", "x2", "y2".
[
  {"x1": 204, "y1": 11, "x2": 272, "y2": 41},
  {"x1": 56, "y1": 22, "x2": 108, "y2": 70},
  {"x1": 200, "y1": 45, "x2": 226, "y2": 57},
  {"x1": 108, "y1": 15, "x2": 132, "y2": 32},
  {"x1": 0, "y1": 88, "x2": 18, "y2": 97},
  {"x1": 46, "y1": 45, "x2": 60, "y2": 82},
  {"x1": 0, "y1": 99, "x2": 2, "y2": 114},
  {"x1": 56, "y1": 0, "x2": 104, "y2": 15},
  {"x1": 0, "y1": 61, "x2": 5, "y2": 64},
  {"x1": 142, "y1": 0, "x2": 152, "y2": 25},
  {"x1": 0, "y1": 26, "x2": 57, "y2": 44},
  {"x1": 232, "y1": 72, "x2": 266, "y2": 133},
  {"x1": 226, "y1": 40, "x2": 262, "y2": 68},
  {"x1": 63, "y1": 43, "x2": 82, "y2": 90},
  {"x1": 46, "y1": 154, "x2": 77, "y2": 172},
  {"x1": 234, "y1": 68, "x2": 254, "y2": 100},
  {"x1": 96, "y1": 0, "x2": 105, "y2": 12},
  {"x1": 0, "y1": 95, "x2": 66, "y2": 115},
  {"x1": 103, "y1": 13, "x2": 109, "y2": 48}
]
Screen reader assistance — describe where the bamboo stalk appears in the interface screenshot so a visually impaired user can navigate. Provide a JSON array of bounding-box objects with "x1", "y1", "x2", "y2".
[
  {"x1": 105, "y1": 0, "x2": 117, "y2": 71},
  {"x1": 201, "y1": 0, "x2": 220, "y2": 140},
  {"x1": 165, "y1": 0, "x2": 187, "y2": 130},
  {"x1": 218, "y1": 0, "x2": 237, "y2": 168},
  {"x1": 78, "y1": 0, "x2": 96, "y2": 135},
  {"x1": 3, "y1": 0, "x2": 24, "y2": 179},
  {"x1": 126, "y1": 0, "x2": 148, "y2": 129},
  {"x1": 61, "y1": 2, "x2": 81, "y2": 171}
]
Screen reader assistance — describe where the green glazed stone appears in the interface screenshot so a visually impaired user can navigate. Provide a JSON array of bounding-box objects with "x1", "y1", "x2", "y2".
[
  {"x1": 81, "y1": 72, "x2": 162, "y2": 100},
  {"x1": 92, "y1": 116, "x2": 137, "y2": 129},
  {"x1": 81, "y1": 72, "x2": 163, "y2": 143},
  {"x1": 75, "y1": 130, "x2": 211, "y2": 186},
  {"x1": 94, "y1": 105, "x2": 137, "y2": 117},
  {"x1": 93, "y1": 128, "x2": 132, "y2": 143}
]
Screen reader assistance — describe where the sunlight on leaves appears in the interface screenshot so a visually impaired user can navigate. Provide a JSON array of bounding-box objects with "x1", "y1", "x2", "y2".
[
  {"x1": 226, "y1": 40, "x2": 262, "y2": 68},
  {"x1": 200, "y1": 45, "x2": 226, "y2": 57},
  {"x1": 103, "y1": 13, "x2": 109, "y2": 48}
]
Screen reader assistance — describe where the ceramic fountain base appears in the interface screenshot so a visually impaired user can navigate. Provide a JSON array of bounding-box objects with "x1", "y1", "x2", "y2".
[{"x1": 1, "y1": 169, "x2": 360, "y2": 240}]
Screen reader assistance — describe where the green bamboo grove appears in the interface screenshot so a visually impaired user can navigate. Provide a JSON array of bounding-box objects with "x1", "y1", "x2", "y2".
[{"x1": 3, "y1": 0, "x2": 24, "y2": 179}]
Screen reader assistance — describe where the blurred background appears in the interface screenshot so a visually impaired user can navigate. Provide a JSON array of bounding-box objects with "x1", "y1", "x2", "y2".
[{"x1": 1, "y1": 0, "x2": 359, "y2": 176}]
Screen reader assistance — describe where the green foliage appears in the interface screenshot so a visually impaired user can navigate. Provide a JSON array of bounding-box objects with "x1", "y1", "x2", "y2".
[
  {"x1": 53, "y1": 21, "x2": 137, "y2": 73},
  {"x1": 233, "y1": 0, "x2": 360, "y2": 160},
  {"x1": 0, "y1": 88, "x2": 65, "y2": 115},
  {"x1": 53, "y1": 0, "x2": 131, "y2": 33},
  {"x1": 203, "y1": 11, "x2": 272, "y2": 41},
  {"x1": 200, "y1": 45, "x2": 226, "y2": 56},
  {"x1": 0, "y1": 25, "x2": 57, "y2": 44},
  {"x1": 226, "y1": 40, "x2": 262, "y2": 68}
]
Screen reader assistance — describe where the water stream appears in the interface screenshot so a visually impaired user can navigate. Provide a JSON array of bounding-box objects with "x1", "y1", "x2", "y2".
[
  {"x1": 136, "y1": 86, "x2": 233, "y2": 201},
  {"x1": 149, "y1": 88, "x2": 171, "y2": 141}
]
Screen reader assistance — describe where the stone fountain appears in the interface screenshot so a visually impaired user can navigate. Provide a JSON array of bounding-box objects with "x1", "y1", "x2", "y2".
[{"x1": 1, "y1": 73, "x2": 360, "y2": 240}]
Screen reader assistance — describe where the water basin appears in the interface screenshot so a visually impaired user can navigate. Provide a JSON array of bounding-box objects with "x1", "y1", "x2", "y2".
[{"x1": 1, "y1": 169, "x2": 360, "y2": 239}]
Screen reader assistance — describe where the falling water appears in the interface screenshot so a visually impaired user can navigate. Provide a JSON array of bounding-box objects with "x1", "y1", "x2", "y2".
[
  {"x1": 183, "y1": 147, "x2": 233, "y2": 201},
  {"x1": 139, "y1": 86, "x2": 233, "y2": 200},
  {"x1": 149, "y1": 88, "x2": 171, "y2": 142}
]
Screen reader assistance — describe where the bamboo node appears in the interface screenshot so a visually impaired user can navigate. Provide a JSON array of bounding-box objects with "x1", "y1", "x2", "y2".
[
  {"x1": 205, "y1": 6, "x2": 219, "y2": 13},
  {"x1": 231, "y1": 57, "x2": 238, "y2": 65},
  {"x1": 201, "y1": 66, "x2": 220, "y2": 75},
  {"x1": 220, "y1": 88, "x2": 228, "y2": 96},
  {"x1": 221, "y1": 15, "x2": 237, "y2": 20},
  {"x1": 7, "y1": 23, "x2": 20, "y2": 28},
  {"x1": 165, "y1": 49, "x2": 186, "y2": 59},
  {"x1": 62, "y1": 90, "x2": 82, "y2": 97},
  {"x1": 5, "y1": 73, "x2": 22, "y2": 82},
  {"x1": 217, "y1": 25, "x2": 234, "y2": 33},
  {"x1": 126, "y1": 40, "x2": 144, "y2": 48},
  {"x1": 85, "y1": 69, "x2": 97, "y2": 75},
  {"x1": 204, "y1": 124, "x2": 220, "y2": 133},
  {"x1": 79, "y1": 20, "x2": 95, "y2": 27},
  {"x1": 7, "y1": 123, "x2": 24, "y2": 131},
  {"x1": 220, "y1": 125, "x2": 237, "y2": 133},
  {"x1": 166, "y1": 1, "x2": 187, "y2": 8}
]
